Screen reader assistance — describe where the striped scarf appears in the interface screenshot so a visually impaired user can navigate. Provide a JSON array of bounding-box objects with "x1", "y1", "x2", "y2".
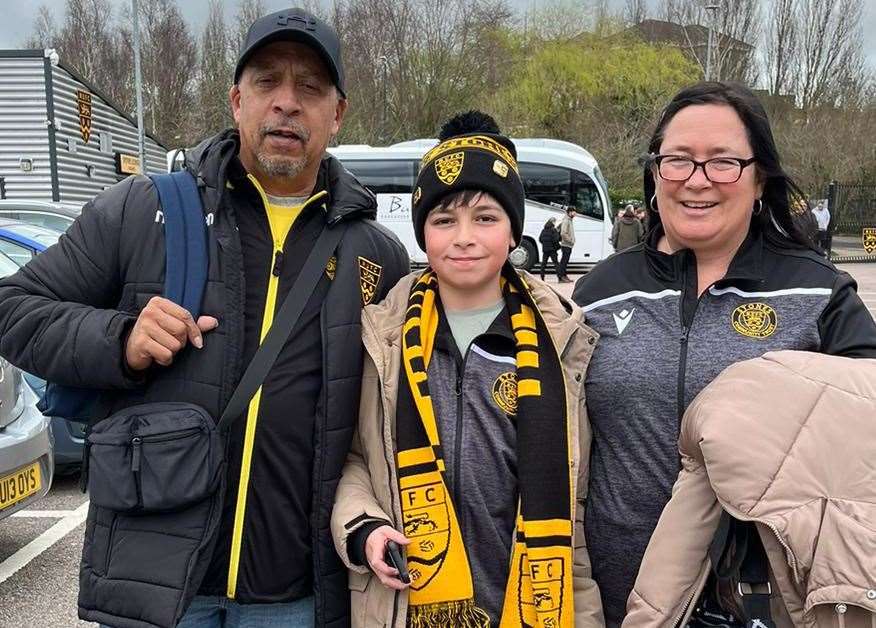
[{"x1": 396, "y1": 267, "x2": 575, "y2": 628}]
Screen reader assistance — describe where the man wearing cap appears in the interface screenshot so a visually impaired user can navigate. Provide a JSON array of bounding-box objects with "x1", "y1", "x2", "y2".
[{"x1": 0, "y1": 7, "x2": 408, "y2": 628}]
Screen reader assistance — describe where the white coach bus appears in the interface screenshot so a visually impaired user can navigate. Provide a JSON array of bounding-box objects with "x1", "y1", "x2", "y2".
[{"x1": 329, "y1": 138, "x2": 614, "y2": 271}]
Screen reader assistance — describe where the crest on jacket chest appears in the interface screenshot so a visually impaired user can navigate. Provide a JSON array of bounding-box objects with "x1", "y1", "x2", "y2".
[
  {"x1": 731, "y1": 302, "x2": 778, "y2": 339},
  {"x1": 358, "y1": 256, "x2": 382, "y2": 305}
]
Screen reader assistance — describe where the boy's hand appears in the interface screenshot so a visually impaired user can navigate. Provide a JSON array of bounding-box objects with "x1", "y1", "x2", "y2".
[
  {"x1": 364, "y1": 525, "x2": 411, "y2": 590},
  {"x1": 125, "y1": 297, "x2": 219, "y2": 370}
]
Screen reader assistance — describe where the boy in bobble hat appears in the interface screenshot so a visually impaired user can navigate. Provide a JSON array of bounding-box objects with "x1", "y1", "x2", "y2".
[{"x1": 331, "y1": 111, "x2": 605, "y2": 628}]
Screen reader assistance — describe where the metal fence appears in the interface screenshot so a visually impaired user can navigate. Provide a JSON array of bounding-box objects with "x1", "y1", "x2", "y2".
[{"x1": 825, "y1": 181, "x2": 876, "y2": 263}]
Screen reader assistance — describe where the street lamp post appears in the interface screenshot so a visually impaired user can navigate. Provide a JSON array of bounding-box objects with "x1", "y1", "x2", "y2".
[
  {"x1": 132, "y1": 0, "x2": 147, "y2": 174},
  {"x1": 377, "y1": 55, "x2": 389, "y2": 144},
  {"x1": 704, "y1": 3, "x2": 719, "y2": 81}
]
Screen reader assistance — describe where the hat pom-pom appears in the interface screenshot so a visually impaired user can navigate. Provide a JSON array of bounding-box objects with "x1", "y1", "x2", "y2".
[{"x1": 439, "y1": 111, "x2": 501, "y2": 140}]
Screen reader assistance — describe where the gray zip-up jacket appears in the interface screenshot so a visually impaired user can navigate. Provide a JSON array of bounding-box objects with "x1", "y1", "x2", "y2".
[{"x1": 572, "y1": 225, "x2": 876, "y2": 626}]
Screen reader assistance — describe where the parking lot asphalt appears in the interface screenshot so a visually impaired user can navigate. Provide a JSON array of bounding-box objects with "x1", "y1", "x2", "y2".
[{"x1": 0, "y1": 263, "x2": 873, "y2": 628}]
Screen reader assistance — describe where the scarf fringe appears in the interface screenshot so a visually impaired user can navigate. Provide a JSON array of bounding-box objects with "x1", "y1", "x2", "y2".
[{"x1": 408, "y1": 599, "x2": 491, "y2": 628}]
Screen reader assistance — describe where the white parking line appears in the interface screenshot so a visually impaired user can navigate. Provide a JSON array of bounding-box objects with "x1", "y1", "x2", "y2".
[
  {"x1": 10, "y1": 510, "x2": 77, "y2": 518},
  {"x1": 0, "y1": 501, "x2": 89, "y2": 585}
]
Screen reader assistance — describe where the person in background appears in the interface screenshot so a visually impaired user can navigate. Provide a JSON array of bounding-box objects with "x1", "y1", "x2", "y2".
[
  {"x1": 572, "y1": 81, "x2": 876, "y2": 627},
  {"x1": 811, "y1": 199, "x2": 831, "y2": 254},
  {"x1": 538, "y1": 217, "x2": 562, "y2": 280},
  {"x1": 634, "y1": 205, "x2": 649, "y2": 233},
  {"x1": 557, "y1": 207, "x2": 576, "y2": 282},
  {"x1": 611, "y1": 204, "x2": 645, "y2": 251}
]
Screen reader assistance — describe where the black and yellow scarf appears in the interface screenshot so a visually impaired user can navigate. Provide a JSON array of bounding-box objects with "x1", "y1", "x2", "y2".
[{"x1": 396, "y1": 267, "x2": 575, "y2": 628}]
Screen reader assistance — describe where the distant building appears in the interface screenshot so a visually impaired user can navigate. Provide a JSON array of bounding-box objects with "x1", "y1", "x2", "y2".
[
  {"x1": 626, "y1": 19, "x2": 754, "y2": 82},
  {"x1": 0, "y1": 48, "x2": 167, "y2": 208}
]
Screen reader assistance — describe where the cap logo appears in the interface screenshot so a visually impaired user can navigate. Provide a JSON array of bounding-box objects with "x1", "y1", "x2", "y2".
[
  {"x1": 435, "y1": 152, "x2": 465, "y2": 186},
  {"x1": 276, "y1": 13, "x2": 317, "y2": 31},
  {"x1": 493, "y1": 160, "x2": 509, "y2": 178},
  {"x1": 413, "y1": 186, "x2": 422, "y2": 205}
]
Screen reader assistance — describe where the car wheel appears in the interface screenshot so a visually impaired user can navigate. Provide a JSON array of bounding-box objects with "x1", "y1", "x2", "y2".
[{"x1": 509, "y1": 238, "x2": 538, "y2": 271}]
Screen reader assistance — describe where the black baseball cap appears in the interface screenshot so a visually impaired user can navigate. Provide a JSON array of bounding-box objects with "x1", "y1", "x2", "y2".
[{"x1": 234, "y1": 7, "x2": 346, "y2": 97}]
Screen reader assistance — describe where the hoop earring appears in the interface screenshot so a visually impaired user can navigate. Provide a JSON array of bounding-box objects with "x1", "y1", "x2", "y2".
[
  {"x1": 753, "y1": 199, "x2": 763, "y2": 216},
  {"x1": 650, "y1": 195, "x2": 659, "y2": 213}
]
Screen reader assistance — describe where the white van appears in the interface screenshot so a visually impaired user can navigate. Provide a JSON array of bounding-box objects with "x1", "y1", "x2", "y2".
[{"x1": 329, "y1": 139, "x2": 614, "y2": 271}]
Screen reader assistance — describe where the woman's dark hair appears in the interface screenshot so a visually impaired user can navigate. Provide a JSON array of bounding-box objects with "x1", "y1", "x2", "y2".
[{"x1": 643, "y1": 81, "x2": 814, "y2": 249}]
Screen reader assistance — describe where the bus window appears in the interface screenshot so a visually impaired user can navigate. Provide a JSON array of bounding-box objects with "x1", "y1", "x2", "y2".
[
  {"x1": 520, "y1": 163, "x2": 569, "y2": 208},
  {"x1": 343, "y1": 160, "x2": 417, "y2": 194},
  {"x1": 571, "y1": 170, "x2": 604, "y2": 220}
]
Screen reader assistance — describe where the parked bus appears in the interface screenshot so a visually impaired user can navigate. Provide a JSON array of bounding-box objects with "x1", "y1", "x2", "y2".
[{"x1": 329, "y1": 138, "x2": 614, "y2": 270}]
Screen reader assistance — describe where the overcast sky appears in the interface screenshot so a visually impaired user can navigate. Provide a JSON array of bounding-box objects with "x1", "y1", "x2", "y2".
[{"x1": 2, "y1": 0, "x2": 874, "y2": 73}]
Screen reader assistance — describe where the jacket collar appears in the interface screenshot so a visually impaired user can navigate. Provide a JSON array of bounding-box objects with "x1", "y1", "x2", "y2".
[
  {"x1": 362, "y1": 270, "x2": 592, "y2": 368},
  {"x1": 644, "y1": 224, "x2": 765, "y2": 287}
]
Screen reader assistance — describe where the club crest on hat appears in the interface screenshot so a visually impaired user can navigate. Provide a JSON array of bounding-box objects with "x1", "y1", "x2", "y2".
[
  {"x1": 862, "y1": 227, "x2": 876, "y2": 254},
  {"x1": 435, "y1": 152, "x2": 465, "y2": 186},
  {"x1": 358, "y1": 256, "x2": 382, "y2": 305}
]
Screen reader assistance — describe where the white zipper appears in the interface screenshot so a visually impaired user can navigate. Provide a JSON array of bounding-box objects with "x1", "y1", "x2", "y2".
[{"x1": 670, "y1": 560, "x2": 711, "y2": 627}]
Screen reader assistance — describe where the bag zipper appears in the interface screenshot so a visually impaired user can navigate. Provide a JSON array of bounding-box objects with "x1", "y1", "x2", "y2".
[
  {"x1": 138, "y1": 426, "x2": 203, "y2": 444},
  {"x1": 131, "y1": 436, "x2": 143, "y2": 507}
]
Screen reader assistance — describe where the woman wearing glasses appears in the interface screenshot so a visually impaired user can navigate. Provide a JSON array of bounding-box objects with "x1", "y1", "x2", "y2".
[{"x1": 572, "y1": 82, "x2": 876, "y2": 627}]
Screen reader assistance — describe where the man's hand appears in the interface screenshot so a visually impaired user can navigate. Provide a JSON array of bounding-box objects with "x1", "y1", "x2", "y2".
[
  {"x1": 125, "y1": 297, "x2": 219, "y2": 371},
  {"x1": 364, "y1": 525, "x2": 411, "y2": 591}
]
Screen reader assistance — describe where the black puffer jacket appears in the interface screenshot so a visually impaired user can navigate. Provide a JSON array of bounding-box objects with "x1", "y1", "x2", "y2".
[{"x1": 0, "y1": 130, "x2": 410, "y2": 627}]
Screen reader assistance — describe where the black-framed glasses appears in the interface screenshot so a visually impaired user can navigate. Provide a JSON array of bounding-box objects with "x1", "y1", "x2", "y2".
[{"x1": 651, "y1": 154, "x2": 757, "y2": 184}]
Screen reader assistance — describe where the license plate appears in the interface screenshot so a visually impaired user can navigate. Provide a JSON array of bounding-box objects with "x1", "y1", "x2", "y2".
[{"x1": 0, "y1": 462, "x2": 42, "y2": 511}]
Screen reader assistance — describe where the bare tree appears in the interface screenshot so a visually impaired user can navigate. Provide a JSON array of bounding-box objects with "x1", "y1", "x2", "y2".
[
  {"x1": 234, "y1": 0, "x2": 267, "y2": 55},
  {"x1": 134, "y1": 0, "x2": 198, "y2": 145},
  {"x1": 796, "y1": 0, "x2": 865, "y2": 110},
  {"x1": 25, "y1": 0, "x2": 134, "y2": 115},
  {"x1": 659, "y1": 0, "x2": 760, "y2": 83},
  {"x1": 23, "y1": 5, "x2": 57, "y2": 48},
  {"x1": 197, "y1": 0, "x2": 234, "y2": 137},
  {"x1": 624, "y1": 0, "x2": 647, "y2": 25},
  {"x1": 332, "y1": 0, "x2": 514, "y2": 143},
  {"x1": 764, "y1": 0, "x2": 798, "y2": 97}
]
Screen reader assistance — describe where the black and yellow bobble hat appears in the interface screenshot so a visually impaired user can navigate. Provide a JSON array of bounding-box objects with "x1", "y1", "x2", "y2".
[{"x1": 411, "y1": 111, "x2": 525, "y2": 251}]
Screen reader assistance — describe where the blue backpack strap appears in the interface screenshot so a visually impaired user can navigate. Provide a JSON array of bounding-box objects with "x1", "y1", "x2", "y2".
[{"x1": 148, "y1": 171, "x2": 207, "y2": 319}]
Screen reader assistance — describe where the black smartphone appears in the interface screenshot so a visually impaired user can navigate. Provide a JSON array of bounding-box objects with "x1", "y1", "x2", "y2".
[{"x1": 385, "y1": 540, "x2": 410, "y2": 584}]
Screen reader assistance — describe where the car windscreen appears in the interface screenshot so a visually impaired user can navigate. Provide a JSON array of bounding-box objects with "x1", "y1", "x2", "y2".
[
  {"x1": 0, "y1": 251, "x2": 18, "y2": 277},
  {"x1": 1, "y1": 223, "x2": 61, "y2": 248}
]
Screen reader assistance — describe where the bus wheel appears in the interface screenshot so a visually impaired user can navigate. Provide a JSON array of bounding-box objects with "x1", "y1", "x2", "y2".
[{"x1": 509, "y1": 239, "x2": 538, "y2": 271}]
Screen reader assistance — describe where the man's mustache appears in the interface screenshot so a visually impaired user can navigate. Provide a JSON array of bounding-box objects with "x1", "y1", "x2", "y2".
[{"x1": 259, "y1": 120, "x2": 311, "y2": 144}]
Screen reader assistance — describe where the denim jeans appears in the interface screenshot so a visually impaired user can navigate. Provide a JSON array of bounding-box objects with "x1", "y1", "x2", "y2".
[{"x1": 174, "y1": 594, "x2": 315, "y2": 627}]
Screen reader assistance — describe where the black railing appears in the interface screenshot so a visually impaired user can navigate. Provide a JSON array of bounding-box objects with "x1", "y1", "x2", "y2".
[{"x1": 825, "y1": 181, "x2": 876, "y2": 263}]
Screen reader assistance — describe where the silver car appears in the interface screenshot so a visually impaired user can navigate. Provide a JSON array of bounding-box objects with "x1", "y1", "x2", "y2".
[
  {"x1": 0, "y1": 357, "x2": 53, "y2": 520},
  {"x1": 0, "y1": 200, "x2": 78, "y2": 233}
]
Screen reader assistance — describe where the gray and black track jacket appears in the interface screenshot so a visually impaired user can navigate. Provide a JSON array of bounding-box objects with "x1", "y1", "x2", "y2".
[{"x1": 571, "y1": 225, "x2": 876, "y2": 626}]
